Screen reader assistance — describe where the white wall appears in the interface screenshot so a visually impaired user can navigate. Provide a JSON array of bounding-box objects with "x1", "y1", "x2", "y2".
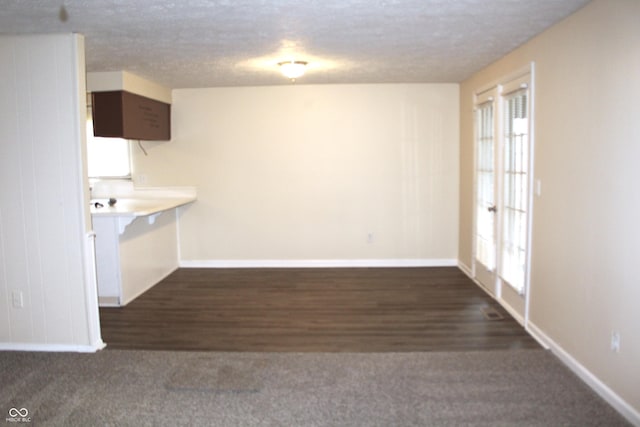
[
  {"x1": 132, "y1": 84, "x2": 459, "y2": 266},
  {"x1": 0, "y1": 34, "x2": 102, "y2": 351},
  {"x1": 87, "y1": 70, "x2": 172, "y2": 104},
  {"x1": 459, "y1": 0, "x2": 640, "y2": 420},
  {"x1": 119, "y1": 211, "x2": 179, "y2": 304}
]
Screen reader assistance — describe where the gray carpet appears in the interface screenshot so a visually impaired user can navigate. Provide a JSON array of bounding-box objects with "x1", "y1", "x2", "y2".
[{"x1": 0, "y1": 349, "x2": 629, "y2": 426}]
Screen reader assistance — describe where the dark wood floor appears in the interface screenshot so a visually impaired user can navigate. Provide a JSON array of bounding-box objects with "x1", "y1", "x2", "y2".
[{"x1": 99, "y1": 267, "x2": 540, "y2": 352}]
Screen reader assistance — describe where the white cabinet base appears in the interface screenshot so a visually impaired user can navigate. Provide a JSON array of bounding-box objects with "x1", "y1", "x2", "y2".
[{"x1": 93, "y1": 210, "x2": 179, "y2": 306}]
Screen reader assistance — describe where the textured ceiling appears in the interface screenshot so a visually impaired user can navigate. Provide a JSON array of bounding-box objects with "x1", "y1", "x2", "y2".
[{"x1": 0, "y1": 0, "x2": 590, "y2": 89}]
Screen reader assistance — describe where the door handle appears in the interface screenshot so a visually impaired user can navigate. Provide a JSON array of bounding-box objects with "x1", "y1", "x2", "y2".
[{"x1": 487, "y1": 205, "x2": 497, "y2": 213}]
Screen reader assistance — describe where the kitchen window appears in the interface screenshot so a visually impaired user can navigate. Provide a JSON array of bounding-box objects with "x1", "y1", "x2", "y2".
[{"x1": 86, "y1": 117, "x2": 132, "y2": 179}]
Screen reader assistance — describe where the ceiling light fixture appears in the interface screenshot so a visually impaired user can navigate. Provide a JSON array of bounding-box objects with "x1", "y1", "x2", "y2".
[{"x1": 278, "y1": 60, "x2": 307, "y2": 80}]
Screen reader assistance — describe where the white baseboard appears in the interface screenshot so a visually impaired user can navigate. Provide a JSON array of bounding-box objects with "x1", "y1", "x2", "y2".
[
  {"x1": 461, "y1": 259, "x2": 637, "y2": 423},
  {"x1": 462, "y1": 262, "x2": 637, "y2": 423},
  {"x1": 0, "y1": 341, "x2": 106, "y2": 353},
  {"x1": 527, "y1": 322, "x2": 640, "y2": 426},
  {"x1": 179, "y1": 259, "x2": 459, "y2": 268},
  {"x1": 457, "y1": 261, "x2": 473, "y2": 278},
  {"x1": 98, "y1": 296, "x2": 119, "y2": 307},
  {"x1": 497, "y1": 297, "x2": 525, "y2": 326}
]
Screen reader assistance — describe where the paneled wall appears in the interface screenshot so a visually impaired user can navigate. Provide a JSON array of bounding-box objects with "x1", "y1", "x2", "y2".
[
  {"x1": 0, "y1": 34, "x2": 102, "y2": 351},
  {"x1": 132, "y1": 84, "x2": 460, "y2": 266}
]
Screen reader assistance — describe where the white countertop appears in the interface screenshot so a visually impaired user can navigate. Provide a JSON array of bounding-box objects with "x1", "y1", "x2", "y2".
[
  {"x1": 90, "y1": 184, "x2": 197, "y2": 217},
  {"x1": 90, "y1": 196, "x2": 196, "y2": 217}
]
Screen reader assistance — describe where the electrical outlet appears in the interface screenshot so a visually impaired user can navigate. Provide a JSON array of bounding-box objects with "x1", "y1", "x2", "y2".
[
  {"x1": 611, "y1": 331, "x2": 621, "y2": 353},
  {"x1": 136, "y1": 174, "x2": 148, "y2": 185},
  {"x1": 11, "y1": 290, "x2": 24, "y2": 309}
]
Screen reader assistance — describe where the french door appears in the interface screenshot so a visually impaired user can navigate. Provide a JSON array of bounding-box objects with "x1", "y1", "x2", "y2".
[
  {"x1": 473, "y1": 69, "x2": 533, "y2": 324},
  {"x1": 474, "y1": 93, "x2": 497, "y2": 293}
]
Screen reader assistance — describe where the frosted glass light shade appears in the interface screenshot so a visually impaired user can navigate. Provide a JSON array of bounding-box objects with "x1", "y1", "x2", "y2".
[{"x1": 279, "y1": 61, "x2": 307, "y2": 79}]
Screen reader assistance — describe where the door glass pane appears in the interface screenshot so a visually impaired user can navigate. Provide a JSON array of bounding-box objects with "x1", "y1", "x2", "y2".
[
  {"x1": 475, "y1": 102, "x2": 495, "y2": 271},
  {"x1": 501, "y1": 91, "x2": 528, "y2": 294}
]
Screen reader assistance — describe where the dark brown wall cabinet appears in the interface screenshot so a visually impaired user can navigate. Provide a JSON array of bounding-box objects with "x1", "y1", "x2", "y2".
[{"x1": 91, "y1": 91, "x2": 171, "y2": 141}]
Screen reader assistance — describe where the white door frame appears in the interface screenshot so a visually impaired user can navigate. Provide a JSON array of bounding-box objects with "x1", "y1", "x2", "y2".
[{"x1": 472, "y1": 63, "x2": 535, "y2": 328}]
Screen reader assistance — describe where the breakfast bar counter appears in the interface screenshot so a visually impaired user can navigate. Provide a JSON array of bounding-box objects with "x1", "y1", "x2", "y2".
[{"x1": 91, "y1": 185, "x2": 196, "y2": 306}]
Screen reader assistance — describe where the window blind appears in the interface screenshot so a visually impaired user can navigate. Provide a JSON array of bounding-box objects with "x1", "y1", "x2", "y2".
[
  {"x1": 500, "y1": 89, "x2": 529, "y2": 294},
  {"x1": 475, "y1": 101, "x2": 496, "y2": 271}
]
